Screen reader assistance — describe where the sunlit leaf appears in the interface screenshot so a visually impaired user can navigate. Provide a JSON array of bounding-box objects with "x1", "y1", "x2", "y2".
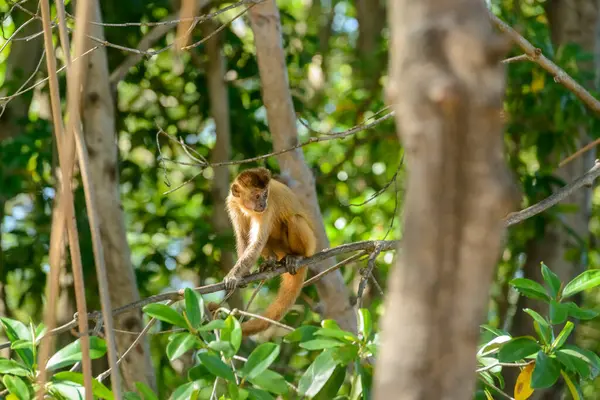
[
  {"x1": 53, "y1": 371, "x2": 114, "y2": 400},
  {"x1": 560, "y1": 370, "x2": 582, "y2": 400},
  {"x1": 3, "y1": 375, "x2": 30, "y2": 400},
  {"x1": 298, "y1": 349, "x2": 338, "y2": 397},
  {"x1": 220, "y1": 315, "x2": 242, "y2": 355},
  {"x1": 240, "y1": 343, "x2": 280, "y2": 379},
  {"x1": 0, "y1": 359, "x2": 30, "y2": 376},
  {"x1": 510, "y1": 279, "x2": 550, "y2": 302},
  {"x1": 562, "y1": 270, "x2": 600, "y2": 298},
  {"x1": 166, "y1": 332, "x2": 198, "y2": 361},
  {"x1": 283, "y1": 326, "x2": 318, "y2": 343},
  {"x1": 357, "y1": 308, "x2": 372, "y2": 340},
  {"x1": 135, "y1": 382, "x2": 159, "y2": 400},
  {"x1": 197, "y1": 352, "x2": 235, "y2": 382},
  {"x1": 248, "y1": 369, "x2": 288, "y2": 395},
  {"x1": 541, "y1": 263, "x2": 561, "y2": 298},
  {"x1": 47, "y1": 336, "x2": 107, "y2": 371},
  {"x1": 300, "y1": 339, "x2": 344, "y2": 350},
  {"x1": 142, "y1": 304, "x2": 188, "y2": 328},
  {"x1": 551, "y1": 321, "x2": 574, "y2": 350}
]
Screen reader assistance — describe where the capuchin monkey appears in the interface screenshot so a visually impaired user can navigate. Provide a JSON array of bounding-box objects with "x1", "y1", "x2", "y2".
[{"x1": 213, "y1": 167, "x2": 317, "y2": 336}]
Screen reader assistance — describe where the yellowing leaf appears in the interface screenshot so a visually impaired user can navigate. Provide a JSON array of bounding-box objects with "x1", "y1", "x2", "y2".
[
  {"x1": 561, "y1": 370, "x2": 581, "y2": 400},
  {"x1": 515, "y1": 362, "x2": 535, "y2": 400},
  {"x1": 6, "y1": 394, "x2": 18, "y2": 400},
  {"x1": 484, "y1": 389, "x2": 494, "y2": 400},
  {"x1": 531, "y1": 71, "x2": 545, "y2": 93}
]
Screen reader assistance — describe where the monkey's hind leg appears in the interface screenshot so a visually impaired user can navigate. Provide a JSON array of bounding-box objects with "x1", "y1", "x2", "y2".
[{"x1": 285, "y1": 215, "x2": 317, "y2": 275}]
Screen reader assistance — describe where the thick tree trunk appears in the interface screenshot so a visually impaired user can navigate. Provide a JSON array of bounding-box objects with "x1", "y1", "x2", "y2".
[
  {"x1": 375, "y1": 1, "x2": 516, "y2": 399},
  {"x1": 247, "y1": 0, "x2": 357, "y2": 333},
  {"x1": 80, "y1": 1, "x2": 156, "y2": 390},
  {"x1": 202, "y1": 22, "x2": 244, "y2": 311}
]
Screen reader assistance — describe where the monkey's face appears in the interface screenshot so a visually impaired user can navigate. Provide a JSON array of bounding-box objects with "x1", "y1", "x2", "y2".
[{"x1": 246, "y1": 189, "x2": 269, "y2": 213}]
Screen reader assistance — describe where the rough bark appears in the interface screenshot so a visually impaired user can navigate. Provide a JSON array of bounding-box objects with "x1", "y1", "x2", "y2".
[
  {"x1": 0, "y1": 0, "x2": 43, "y2": 141},
  {"x1": 202, "y1": 22, "x2": 243, "y2": 311},
  {"x1": 81, "y1": 1, "x2": 155, "y2": 390},
  {"x1": 374, "y1": 1, "x2": 517, "y2": 399},
  {"x1": 247, "y1": 0, "x2": 357, "y2": 332},
  {"x1": 355, "y1": 0, "x2": 386, "y2": 101}
]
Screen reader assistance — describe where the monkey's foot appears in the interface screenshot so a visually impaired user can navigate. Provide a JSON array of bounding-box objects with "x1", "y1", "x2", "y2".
[
  {"x1": 283, "y1": 255, "x2": 303, "y2": 275},
  {"x1": 259, "y1": 258, "x2": 278, "y2": 273},
  {"x1": 223, "y1": 274, "x2": 241, "y2": 291}
]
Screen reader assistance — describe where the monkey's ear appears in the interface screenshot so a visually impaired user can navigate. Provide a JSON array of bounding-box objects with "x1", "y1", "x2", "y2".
[
  {"x1": 231, "y1": 183, "x2": 241, "y2": 197},
  {"x1": 256, "y1": 168, "x2": 272, "y2": 186}
]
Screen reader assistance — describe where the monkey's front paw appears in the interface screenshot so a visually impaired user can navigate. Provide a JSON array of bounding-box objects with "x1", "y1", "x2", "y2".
[
  {"x1": 284, "y1": 255, "x2": 302, "y2": 275},
  {"x1": 223, "y1": 274, "x2": 241, "y2": 290},
  {"x1": 259, "y1": 258, "x2": 278, "y2": 273}
]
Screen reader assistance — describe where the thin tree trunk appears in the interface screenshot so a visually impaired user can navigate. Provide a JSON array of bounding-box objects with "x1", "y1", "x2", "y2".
[
  {"x1": 80, "y1": 1, "x2": 155, "y2": 390},
  {"x1": 247, "y1": 0, "x2": 357, "y2": 333},
  {"x1": 375, "y1": 0, "x2": 516, "y2": 398},
  {"x1": 202, "y1": 21, "x2": 243, "y2": 311}
]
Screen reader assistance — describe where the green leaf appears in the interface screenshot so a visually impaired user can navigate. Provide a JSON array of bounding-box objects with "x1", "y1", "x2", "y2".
[
  {"x1": 0, "y1": 318, "x2": 33, "y2": 368},
  {"x1": 313, "y1": 365, "x2": 346, "y2": 400},
  {"x1": 283, "y1": 326, "x2": 318, "y2": 343},
  {"x1": 171, "y1": 381, "x2": 204, "y2": 400},
  {"x1": 523, "y1": 309, "x2": 552, "y2": 345},
  {"x1": 480, "y1": 325, "x2": 508, "y2": 337},
  {"x1": 184, "y1": 288, "x2": 205, "y2": 330},
  {"x1": 221, "y1": 315, "x2": 242, "y2": 355},
  {"x1": 498, "y1": 337, "x2": 541, "y2": 362},
  {"x1": 541, "y1": 263, "x2": 561, "y2": 298},
  {"x1": 197, "y1": 352, "x2": 235, "y2": 382},
  {"x1": 331, "y1": 344, "x2": 360, "y2": 366},
  {"x1": 315, "y1": 328, "x2": 358, "y2": 343},
  {"x1": 510, "y1": 278, "x2": 551, "y2": 302},
  {"x1": 3, "y1": 375, "x2": 30, "y2": 400},
  {"x1": 246, "y1": 388, "x2": 274, "y2": 400},
  {"x1": 135, "y1": 382, "x2": 159, "y2": 400},
  {"x1": 477, "y1": 335, "x2": 512, "y2": 356},
  {"x1": 321, "y1": 319, "x2": 341, "y2": 330},
  {"x1": 142, "y1": 304, "x2": 188, "y2": 328},
  {"x1": 563, "y1": 344, "x2": 600, "y2": 378},
  {"x1": 188, "y1": 364, "x2": 211, "y2": 381},
  {"x1": 197, "y1": 320, "x2": 227, "y2": 332},
  {"x1": 248, "y1": 369, "x2": 288, "y2": 395},
  {"x1": 560, "y1": 370, "x2": 584, "y2": 400},
  {"x1": 0, "y1": 359, "x2": 30, "y2": 376},
  {"x1": 124, "y1": 392, "x2": 142, "y2": 400},
  {"x1": 240, "y1": 343, "x2": 280, "y2": 380},
  {"x1": 53, "y1": 371, "x2": 114, "y2": 400},
  {"x1": 300, "y1": 339, "x2": 344, "y2": 350},
  {"x1": 166, "y1": 333, "x2": 198, "y2": 361},
  {"x1": 531, "y1": 351, "x2": 560, "y2": 389},
  {"x1": 10, "y1": 340, "x2": 33, "y2": 351},
  {"x1": 357, "y1": 361, "x2": 373, "y2": 400},
  {"x1": 563, "y1": 270, "x2": 600, "y2": 298},
  {"x1": 207, "y1": 340, "x2": 233, "y2": 354},
  {"x1": 564, "y1": 302, "x2": 600, "y2": 320},
  {"x1": 357, "y1": 309, "x2": 373, "y2": 340},
  {"x1": 555, "y1": 349, "x2": 591, "y2": 378},
  {"x1": 50, "y1": 381, "x2": 84, "y2": 399},
  {"x1": 298, "y1": 349, "x2": 338, "y2": 397},
  {"x1": 549, "y1": 300, "x2": 569, "y2": 325},
  {"x1": 46, "y1": 336, "x2": 107, "y2": 371},
  {"x1": 552, "y1": 321, "x2": 574, "y2": 350}
]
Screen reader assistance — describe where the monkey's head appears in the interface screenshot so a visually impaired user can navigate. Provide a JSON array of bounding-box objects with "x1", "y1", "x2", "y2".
[{"x1": 231, "y1": 167, "x2": 272, "y2": 213}]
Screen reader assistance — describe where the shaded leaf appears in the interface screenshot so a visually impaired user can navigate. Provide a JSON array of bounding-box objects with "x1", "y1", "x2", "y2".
[
  {"x1": 0, "y1": 359, "x2": 30, "y2": 376},
  {"x1": 498, "y1": 337, "x2": 541, "y2": 363},
  {"x1": 197, "y1": 320, "x2": 227, "y2": 332},
  {"x1": 184, "y1": 288, "x2": 204, "y2": 329},
  {"x1": 283, "y1": 326, "x2": 318, "y2": 343},
  {"x1": 555, "y1": 349, "x2": 591, "y2": 378},
  {"x1": 300, "y1": 339, "x2": 344, "y2": 350},
  {"x1": 313, "y1": 365, "x2": 345, "y2": 400},
  {"x1": 135, "y1": 382, "x2": 159, "y2": 400},
  {"x1": 549, "y1": 301, "x2": 568, "y2": 325},
  {"x1": 315, "y1": 328, "x2": 358, "y2": 343},
  {"x1": 523, "y1": 309, "x2": 552, "y2": 345},
  {"x1": 357, "y1": 309, "x2": 372, "y2": 340},
  {"x1": 560, "y1": 370, "x2": 582, "y2": 400},
  {"x1": 552, "y1": 321, "x2": 574, "y2": 350},
  {"x1": 564, "y1": 302, "x2": 599, "y2": 320},
  {"x1": 246, "y1": 388, "x2": 274, "y2": 400},
  {"x1": 510, "y1": 279, "x2": 550, "y2": 302},
  {"x1": 197, "y1": 352, "x2": 235, "y2": 381},
  {"x1": 171, "y1": 381, "x2": 204, "y2": 400},
  {"x1": 221, "y1": 315, "x2": 242, "y2": 355},
  {"x1": 248, "y1": 369, "x2": 288, "y2": 395},
  {"x1": 0, "y1": 318, "x2": 33, "y2": 368},
  {"x1": 531, "y1": 352, "x2": 560, "y2": 389}
]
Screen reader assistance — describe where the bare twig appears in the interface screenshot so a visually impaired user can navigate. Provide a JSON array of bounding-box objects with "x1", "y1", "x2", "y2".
[
  {"x1": 303, "y1": 251, "x2": 367, "y2": 288},
  {"x1": 357, "y1": 244, "x2": 383, "y2": 308},
  {"x1": 490, "y1": 13, "x2": 600, "y2": 114},
  {"x1": 505, "y1": 159, "x2": 600, "y2": 226},
  {"x1": 37, "y1": 0, "x2": 94, "y2": 398}
]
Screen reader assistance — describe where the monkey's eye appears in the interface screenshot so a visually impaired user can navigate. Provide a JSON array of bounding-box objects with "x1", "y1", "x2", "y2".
[{"x1": 254, "y1": 193, "x2": 260, "y2": 200}]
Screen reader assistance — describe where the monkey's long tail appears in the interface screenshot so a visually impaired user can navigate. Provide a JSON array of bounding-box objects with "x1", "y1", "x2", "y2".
[{"x1": 240, "y1": 266, "x2": 307, "y2": 336}]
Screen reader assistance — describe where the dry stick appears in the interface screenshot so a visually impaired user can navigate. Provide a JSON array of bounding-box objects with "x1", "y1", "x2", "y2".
[
  {"x1": 504, "y1": 159, "x2": 600, "y2": 226},
  {"x1": 61, "y1": 0, "x2": 122, "y2": 397},
  {"x1": 96, "y1": 301, "x2": 174, "y2": 383},
  {"x1": 357, "y1": 244, "x2": 383, "y2": 308},
  {"x1": 37, "y1": 1, "x2": 94, "y2": 398},
  {"x1": 302, "y1": 251, "x2": 366, "y2": 288},
  {"x1": 559, "y1": 137, "x2": 600, "y2": 167}
]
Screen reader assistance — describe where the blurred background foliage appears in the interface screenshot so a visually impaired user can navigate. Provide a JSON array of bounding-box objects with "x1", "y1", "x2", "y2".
[{"x1": 1, "y1": 0, "x2": 600, "y2": 397}]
